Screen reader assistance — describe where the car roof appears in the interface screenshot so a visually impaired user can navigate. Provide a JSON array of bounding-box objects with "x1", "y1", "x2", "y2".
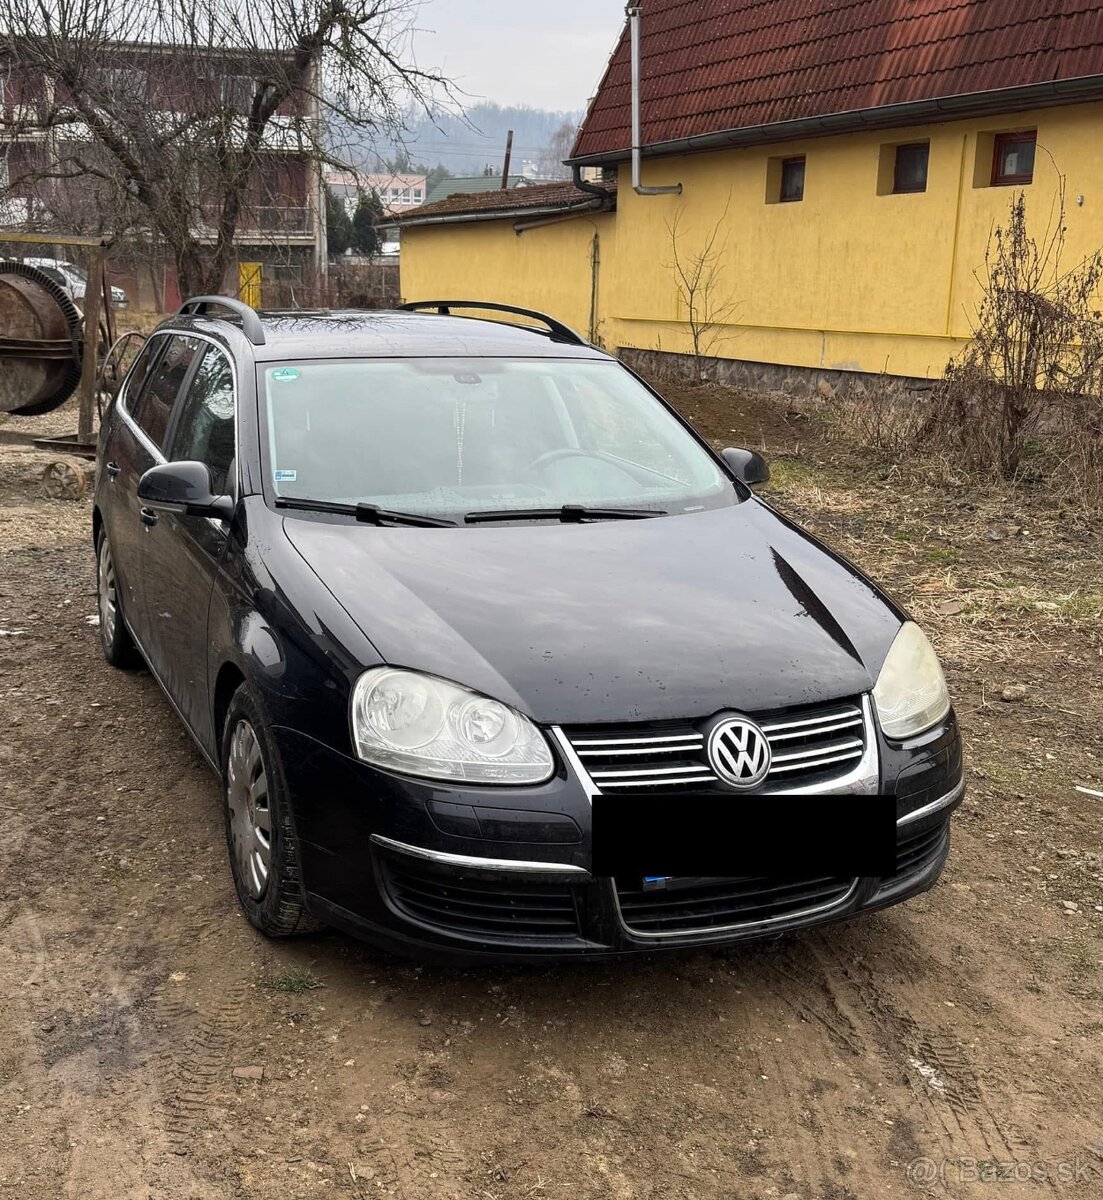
[{"x1": 166, "y1": 308, "x2": 610, "y2": 362}]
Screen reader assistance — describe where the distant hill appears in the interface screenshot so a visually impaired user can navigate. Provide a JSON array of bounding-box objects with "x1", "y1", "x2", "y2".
[{"x1": 338, "y1": 102, "x2": 582, "y2": 180}]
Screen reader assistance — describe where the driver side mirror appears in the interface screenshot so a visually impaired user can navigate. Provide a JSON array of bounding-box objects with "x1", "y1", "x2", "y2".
[
  {"x1": 137, "y1": 461, "x2": 234, "y2": 522},
  {"x1": 722, "y1": 447, "x2": 770, "y2": 487}
]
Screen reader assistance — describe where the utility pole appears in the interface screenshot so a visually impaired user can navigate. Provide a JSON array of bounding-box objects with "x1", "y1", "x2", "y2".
[
  {"x1": 306, "y1": 50, "x2": 328, "y2": 293},
  {"x1": 501, "y1": 130, "x2": 514, "y2": 189}
]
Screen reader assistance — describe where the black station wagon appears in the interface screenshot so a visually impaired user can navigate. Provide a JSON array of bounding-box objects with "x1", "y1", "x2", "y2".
[{"x1": 93, "y1": 297, "x2": 964, "y2": 960}]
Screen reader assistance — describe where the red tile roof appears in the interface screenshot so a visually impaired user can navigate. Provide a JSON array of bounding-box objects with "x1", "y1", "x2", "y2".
[
  {"x1": 572, "y1": 0, "x2": 1103, "y2": 161},
  {"x1": 392, "y1": 178, "x2": 617, "y2": 224}
]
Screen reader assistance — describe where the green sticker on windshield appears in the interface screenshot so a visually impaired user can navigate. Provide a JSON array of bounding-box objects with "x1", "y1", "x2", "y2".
[{"x1": 271, "y1": 367, "x2": 300, "y2": 382}]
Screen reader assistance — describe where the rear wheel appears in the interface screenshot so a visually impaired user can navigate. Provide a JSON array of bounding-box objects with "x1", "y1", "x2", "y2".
[
  {"x1": 96, "y1": 530, "x2": 140, "y2": 668},
  {"x1": 221, "y1": 686, "x2": 320, "y2": 937}
]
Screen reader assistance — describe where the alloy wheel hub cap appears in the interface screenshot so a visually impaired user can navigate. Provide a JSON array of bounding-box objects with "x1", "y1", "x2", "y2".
[
  {"x1": 227, "y1": 720, "x2": 272, "y2": 900},
  {"x1": 98, "y1": 541, "x2": 117, "y2": 645}
]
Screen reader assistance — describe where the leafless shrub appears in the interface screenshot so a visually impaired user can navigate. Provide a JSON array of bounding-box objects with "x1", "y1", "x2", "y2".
[
  {"x1": 831, "y1": 186, "x2": 1103, "y2": 503},
  {"x1": 925, "y1": 187, "x2": 1103, "y2": 486},
  {"x1": 824, "y1": 376, "x2": 928, "y2": 457},
  {"x1": 666, "y1": 199, "x2": 739, "y2": 382}
]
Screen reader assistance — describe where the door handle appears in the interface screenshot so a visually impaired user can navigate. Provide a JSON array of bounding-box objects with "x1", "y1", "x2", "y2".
[
  {"x1": 105, "y1": 460, "x2": 120, "y2": 480},
  {"x1": 140, "y1": 507, "x2": 159, "y2": 527}
]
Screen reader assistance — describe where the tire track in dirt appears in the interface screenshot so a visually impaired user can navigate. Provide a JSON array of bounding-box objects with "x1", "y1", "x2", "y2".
[
  {"x1": 1, "y1": 701, "x2": 242, "y2": 1195},
  {"x1": 352, "y1": 1112, "x2": 469, "y2": 1200},
  {"x1": 792, "y1": 935, "x2": 1053, "y2": 1188},
  {"x1": 149, "y1": 978, "x2": 248, "y2": 1155},
  {"x1": 749, "y1": 946, "x2": 888, "y2": 1199}
]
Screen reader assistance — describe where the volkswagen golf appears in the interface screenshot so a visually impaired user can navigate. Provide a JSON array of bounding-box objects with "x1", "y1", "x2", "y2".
[{"x1": 93, "y1": 297, "x2": 964, "y2": 960}]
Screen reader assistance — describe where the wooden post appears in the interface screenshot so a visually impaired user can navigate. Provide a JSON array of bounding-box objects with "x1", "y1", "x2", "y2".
[
  {"x1": 501, "y1": 130, "x2": 514, "y2": 189},
  {"x1": 78, "y1": 244, "x2": 104, "y2": 445}
]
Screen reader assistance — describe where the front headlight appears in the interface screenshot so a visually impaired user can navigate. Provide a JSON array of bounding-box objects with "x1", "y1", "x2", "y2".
[
  {"x1": 350, "y1": 667, "x2": 555, "y2": 784},
  {"x1": 873, "y1": 622, "x2": 951, "y2": 739}
]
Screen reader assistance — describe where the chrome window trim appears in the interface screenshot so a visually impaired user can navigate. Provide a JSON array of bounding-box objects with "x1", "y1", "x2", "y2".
[
  {"x1": 370, "y1": 834, "x2": 591, "y2": 879},
  {"x1": 117, "y1": 329, "x2": 173, "y2": 463},
  {"x1": 897, "y1": 778, "x2": 965, "y2": 827},
  {"x1": 612, "y1": 877, "x2": 861, "y2": 941},
  {"x1": 117, "y1": 329, "x2": 241, "y2": 516}
]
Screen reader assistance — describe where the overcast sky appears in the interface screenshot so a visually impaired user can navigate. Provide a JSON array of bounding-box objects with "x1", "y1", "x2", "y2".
[{"x1": 413, "y1": 0, "x2": 627, "y2": 112}]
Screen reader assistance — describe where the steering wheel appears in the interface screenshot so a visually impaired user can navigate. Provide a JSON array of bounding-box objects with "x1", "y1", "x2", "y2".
[{"x1": 528, "y1": 448, "x2": 603, "y2": 473}]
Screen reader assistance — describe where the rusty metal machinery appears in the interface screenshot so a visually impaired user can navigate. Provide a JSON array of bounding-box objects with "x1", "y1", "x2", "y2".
[
  {"x1": 0, "y1": 259, "x2": 84, "y2": 416},
  {"x1": 0, "y1": 234, "x2": 118, "y2": 460}
]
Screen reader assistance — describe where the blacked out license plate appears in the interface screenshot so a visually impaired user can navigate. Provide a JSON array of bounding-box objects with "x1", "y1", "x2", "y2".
[{"x1": 591, "y1": 793, "x2": 896, "y2": 878}]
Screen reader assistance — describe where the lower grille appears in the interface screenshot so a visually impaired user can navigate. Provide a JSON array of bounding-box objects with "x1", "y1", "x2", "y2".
[
  {"x1": 563, "y1": 697, "x2": 870, "y2": 793},
  {"x1": 614, "y1": 875, "x2": 856, "y2": 936},
  {"x1": 896, "y1": 821, "x2": 950, "y2": 877},
  {"x1": 384, "y1": 861, "x2": 581, "y2": 941}
]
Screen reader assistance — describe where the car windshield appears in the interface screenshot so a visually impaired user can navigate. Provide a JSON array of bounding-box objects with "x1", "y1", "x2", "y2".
[{"x1": 259, "y1": 358, "x2": 736, "y2": 520}]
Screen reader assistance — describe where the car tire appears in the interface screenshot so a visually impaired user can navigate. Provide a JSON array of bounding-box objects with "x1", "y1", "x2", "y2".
[
  {"x1": 221, "y1": 685, "x2": 321, "y2": 937},
  {"x1": 95, "y1": 529, "x2": 141, "y2": 669}
]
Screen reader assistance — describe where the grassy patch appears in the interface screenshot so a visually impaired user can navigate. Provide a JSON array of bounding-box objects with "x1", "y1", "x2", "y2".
[
  {"x1": 763, "y1": 458, "x2": 816, "y2": 491},
  {"x1": 263, "y1": 966, "x2": 325, "y2": 995}
]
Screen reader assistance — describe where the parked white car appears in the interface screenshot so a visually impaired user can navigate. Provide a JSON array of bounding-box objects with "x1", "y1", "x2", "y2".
[{"x1": 22, "y1": 257, "x2": 128, "y2": 308}]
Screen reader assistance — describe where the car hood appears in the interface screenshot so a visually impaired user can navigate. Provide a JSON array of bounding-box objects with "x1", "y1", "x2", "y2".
[{"x1": 282, "y1": 501, "x2": 904, "y2": 726}]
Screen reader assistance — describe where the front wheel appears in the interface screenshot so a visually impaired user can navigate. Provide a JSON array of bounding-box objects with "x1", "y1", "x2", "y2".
[{"x1": 221, "y1": 686, "x2": 319, "y2": 937}]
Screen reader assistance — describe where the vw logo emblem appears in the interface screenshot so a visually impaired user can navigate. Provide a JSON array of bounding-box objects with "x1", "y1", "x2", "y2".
[{"x1": 708, "y1": 716, "x2": 772, "y2": 790}]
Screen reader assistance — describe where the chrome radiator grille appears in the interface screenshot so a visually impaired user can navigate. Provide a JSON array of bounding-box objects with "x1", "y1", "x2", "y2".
[{"x1": 562, "y1": 698, "x2": 870, "y2": 793}]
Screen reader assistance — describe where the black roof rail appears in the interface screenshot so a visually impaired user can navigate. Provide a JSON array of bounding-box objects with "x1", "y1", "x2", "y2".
[
  {"x1": 178, "y1": 295, "x2": 266, "y2": 346},
  {"x1": 398, "y1": 300, "x2": 586, "y2": 346}
]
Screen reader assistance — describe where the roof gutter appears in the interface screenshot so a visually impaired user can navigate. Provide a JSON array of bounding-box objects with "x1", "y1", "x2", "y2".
[
  {"x1": 628, "y1": 3, "x2": 681, "y2": 195},
  {"x1": 572, "y1": 162, "x2": 615, "y2": 202},
  {"x1": 567, "y1": 74, "x2": 1103, "y2": 167},
  {"x1": 394, "y1": 198, "x2": 609, "y2": 229}
]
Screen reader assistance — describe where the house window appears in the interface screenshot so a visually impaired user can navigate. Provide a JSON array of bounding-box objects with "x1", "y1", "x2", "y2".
[
  {"x1": 220, "y1": 75, "x2": 255, "y2": 113},
  {"x1": 893, "y1": 142, "x2": 929, "y2": 193},
  {"x1": 414, "y1": 189, "x2": 423, "y2": 202},
  {"x1": 780, "y1": 156, "x2": 805, "y2": 202},
  {"x1": 103, "y1": 67, "x2": 147, "y2": 99},
  {"x1": 992, "y1": 131, "x2": 1036, "y2": 186}
]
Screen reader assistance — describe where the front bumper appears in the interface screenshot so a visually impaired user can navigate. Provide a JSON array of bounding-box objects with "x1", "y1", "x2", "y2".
[{"x1": 273, "y1": 712, "x2": 963, "y2": 963}]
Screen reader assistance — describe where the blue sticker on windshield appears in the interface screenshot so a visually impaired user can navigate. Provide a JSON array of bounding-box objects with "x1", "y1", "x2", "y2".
[
  {"x1": 271, "y1": 367, "x2": 300, "y2": 382},
  {"x1": 274, "y1": 469, "x2": 298, "y2": 483}
]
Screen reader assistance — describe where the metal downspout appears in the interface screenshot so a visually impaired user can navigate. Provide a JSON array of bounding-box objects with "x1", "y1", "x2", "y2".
[{"x1": 629, "y1": 4, "x2": 681, "y2": 196}]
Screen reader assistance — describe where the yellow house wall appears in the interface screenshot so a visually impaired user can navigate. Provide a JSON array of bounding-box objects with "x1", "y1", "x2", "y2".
[
  {"x1": 400, "y1": 100, "x2": 1103, "y2": 380},
  {"x1": 398, "y1": 214, "x2": 616, "y2": 343}
]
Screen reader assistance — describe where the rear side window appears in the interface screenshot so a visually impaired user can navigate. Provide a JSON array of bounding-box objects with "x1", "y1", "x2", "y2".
[
  {"x1": 167, "y1": 346, "x2": 236, "y2": 495},
  {"x1": 129, "y1": 335, "x2": 200, "y2": 449},
  {"x1": 121, "y1": 337, "x2": 164, "y2": 411}
]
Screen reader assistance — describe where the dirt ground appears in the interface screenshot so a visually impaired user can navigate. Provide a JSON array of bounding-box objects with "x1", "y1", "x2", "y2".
[{"x1": 1, "y1": 384, "x2": 1101, "y2": 1200}]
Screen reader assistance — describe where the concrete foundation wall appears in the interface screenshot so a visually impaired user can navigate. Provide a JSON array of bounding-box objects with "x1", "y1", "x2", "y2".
[{"x1": 619, "y1": 347, "x2": 934, "y2": 398}]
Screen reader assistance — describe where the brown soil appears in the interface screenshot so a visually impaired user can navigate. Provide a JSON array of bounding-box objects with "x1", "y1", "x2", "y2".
[{"x1": 1, "y1": 387, "x2": 1101, "y2": 1199}]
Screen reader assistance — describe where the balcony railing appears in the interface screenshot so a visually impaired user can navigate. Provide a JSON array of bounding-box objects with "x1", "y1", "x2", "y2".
[
  {"x1": 196, "y1": 206, "x2": 314, "y2": 239},
  {"x1": 246, "y1": 205, "x2": 312, "y2": 233}
]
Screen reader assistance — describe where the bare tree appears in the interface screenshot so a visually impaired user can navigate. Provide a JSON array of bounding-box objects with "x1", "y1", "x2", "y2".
[
  {"x1": 0, "y1": 0, "x2": 452, "y2": 296},
  {"x1": 665, "y1": 199, "x2": 739, "y2": 381},
  {"x1": 536, "y1": 118, "x2": 577, "y2": 180}
]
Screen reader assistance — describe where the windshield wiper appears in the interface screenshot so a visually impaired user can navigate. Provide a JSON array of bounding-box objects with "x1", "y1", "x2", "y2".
[
  {"x1": 275, "y1": 497, "x2": 457, "y2": 528},
  {"x1": 465, "y1": 504, "x2": 667, "y2": 525}
]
